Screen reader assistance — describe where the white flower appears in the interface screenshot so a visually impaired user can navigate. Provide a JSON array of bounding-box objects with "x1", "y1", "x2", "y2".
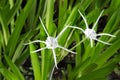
[
  {"x1": 25, "y1": 17, "x2": 76, "y2": 69},
  {"x1": 67, "y1": 10, "x2": 115, "y2": 47}
]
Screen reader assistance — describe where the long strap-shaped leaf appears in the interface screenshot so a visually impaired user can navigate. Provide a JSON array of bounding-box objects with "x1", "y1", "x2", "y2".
[
  {"x1": 4, "y1": 55, "x2": 25, "y2": 80},
  {"x1": 7, "y1": 0, "x2": 22, "y2": 25},
  {"x1": 95, "y1": 38, "x2": 120, "y2": 67},
  {"x1": 29, "y1": 43, "x2": 41, "y2": 80},
  {"x1": 0, "y1": 68, "x2": 19, "y2": 80},
  {"x1": 6, "y1": 0, "x2": 35, "y2": 58}
]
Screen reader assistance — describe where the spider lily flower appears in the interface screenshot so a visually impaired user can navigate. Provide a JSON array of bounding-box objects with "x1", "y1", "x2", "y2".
[
  {"x1": 25, "y1": 17, "x2": 76, "y2": 69},
  {"x1": 67, "y1": 10, "x2": 115, "y2": 47}
]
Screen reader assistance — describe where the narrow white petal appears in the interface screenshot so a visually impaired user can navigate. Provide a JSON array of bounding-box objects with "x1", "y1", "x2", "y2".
[
  {"x1": 92, "y1": 10, "x2": 104, "y2": 30},
  {"x1": 78, "y1": 10, "x2": 89, "y2": 29},
  {"x1": 90, "y1": 39, "x2": 93, "y2": 48},
  {"x1": 39, "y1": 17, "x2": 49, "y2": 37},
  {"x1": 24, "y1": 40, "x2": 46, "y2": 45},
  {"x1": 68, "y1": 26, "x2": 85, "y2": 33},
  {"x1": 97, "y1": 33, "x2": 116, "y2": 37},
  {"x1": 56, "y1": 26, "x2": 68, "y2": 40},
  {"x1": 58, "y1": 45, "x2": 76, "y2": 54},
  {"x1": 52, "y1": 49, "x2": 58, "y2": 69},
  {"x1": 95, "y1": 38, "x2": 111, "y2": 45},
  {"x1": 32, "y1": 47, "x2": 47, "y2": 53},
  {"x1": 49, "y1": 65, "x2": 55, "y2": 79}
]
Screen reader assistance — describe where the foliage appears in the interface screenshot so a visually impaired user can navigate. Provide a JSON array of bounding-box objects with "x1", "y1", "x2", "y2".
[{"x1": 0, "y1": 0, "x2": 120, "y2": 80}]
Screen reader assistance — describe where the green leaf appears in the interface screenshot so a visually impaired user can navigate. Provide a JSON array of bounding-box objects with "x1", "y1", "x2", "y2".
[
  {"x1": 103, "y1": 54, "x2": 120, "y2": 68},
  {"x1": 0, "y1": 68, "x2": 19, "y2": 80},
  {"x1": 6, "y1": 0, "x2": 35, "y2": 57},
  {"x1": 8, "y1": 0, "x2": 14, "y2": 9},
  {"x1": 15, "y1": 48, "x2": 29, "y2": 66},
  {"x1": 96, "y1": 0, "x2": 110, "y2": 9},
  {"x1": 58, "y1": 0, "x2": 68, "y2": 30},
  {"x1": 74, "y1": 31, "x2": 82, "y2": 66},
  {"x1": 46, "y1": 0, "x2": 54, "y2": 35},
  {"x1": 67, "y1": 64, "x2": 72, "y2": 80},
  {"x1": 77, "y1": 65, "x2": 115, "y2": 80},
  {"x1": 0, "y1": 9, "x2": 9, "y2": 45},
  {"x1": 4, "y1": 55, "x2": 24, "y2": 80},
  {"x1": 29, "y1": 43, "x2": 41, "y2": 80},
  {"x1": 71, "y1": 58, "x2": 91, "y2": 79},
  {"x1": 95, "y1": 38, "x2": 120, "y2": 67},
  {"x1": 82, "y1": 63, "x2": 97, "y2": 75},
  {"x1": 106, "y1": 0, "x2": 120, "y2": 15},
  {"x1": 13, "y1": 30, "x2": 36, "y2": 63},
  {"x1": 80, "y1": 0, "x2": 94, "y2": 10},
  {"x1": 7, "y1": 0, "x2": 22, "y2": 25}
]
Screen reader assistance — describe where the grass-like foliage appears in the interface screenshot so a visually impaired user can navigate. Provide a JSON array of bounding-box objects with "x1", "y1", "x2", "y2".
[{"x1": 0, "y1": 0, "x2": 120, "y2": 80}]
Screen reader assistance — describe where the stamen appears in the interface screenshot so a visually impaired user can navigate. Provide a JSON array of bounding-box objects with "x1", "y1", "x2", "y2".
[
  {"x1": 84, "y1": 28, "x2": 97, "y2": 39},
  {"x1": 46, "y1": 37, "x2": 58, "y2": 49}
]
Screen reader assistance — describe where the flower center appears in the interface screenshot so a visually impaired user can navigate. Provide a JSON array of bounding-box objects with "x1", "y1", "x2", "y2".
[
  {"x1": 46, "y1": 37, "x2": 58, "y2": 49},
  {"x1": 84, "y1": 29, "x2": 97, "y2": 39}
]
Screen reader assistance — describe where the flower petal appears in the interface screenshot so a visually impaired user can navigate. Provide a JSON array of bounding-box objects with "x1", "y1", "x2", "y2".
[
  {"x1": 32, "y1": 47, "x2": 47, "y2": 53},
  {"x1": 97, "y1": 33, "x2": 116, "y2": 37},
  {"x1": 95, "y1": 38, "x2": 111, "y2": 45},
  {"x1": 68, "y1": 26, "x2": 85, "y2": 33},
  {"x1": 56, "y1": 26, "x2": 68, "y2": 40},
  {"x1": 92, "y1": 10, "x2": 104, "y2": 30},
  {"x1": 39, "y1": 17, "x2": 49, "y2": 37},
  {"x1": 58, "y1": 45, "x2": 76, "y2": 54},
  {"x1": 24, "y1": 40, "x2": 46, "y2": 45},
  {"x1": 52, "y1": 49, "x2": 58, "y2": 69},
  {"x1": 78, "y1": 10, "x2": 89, "y2": 29},
  {"x1": 90, "y1": 39, "x2": 93, "y2": 47}
]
